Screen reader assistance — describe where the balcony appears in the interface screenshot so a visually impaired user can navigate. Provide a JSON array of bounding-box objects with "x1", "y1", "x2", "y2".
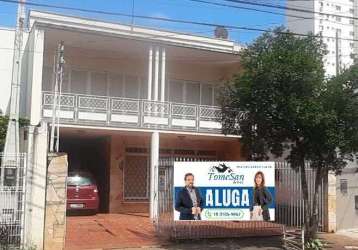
[{"x1": 41, "y1": 92, "x2": 224, "y2": 133}]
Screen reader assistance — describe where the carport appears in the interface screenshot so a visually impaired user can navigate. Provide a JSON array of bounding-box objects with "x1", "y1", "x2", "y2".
[{"x1": 60, "y1": 131, "x2": 111, "y2": 213}]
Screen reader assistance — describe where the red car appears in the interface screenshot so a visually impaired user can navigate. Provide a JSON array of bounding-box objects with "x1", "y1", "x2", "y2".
[{"x1": 66, "y1": 171, "x2": 99, "y2": 213}]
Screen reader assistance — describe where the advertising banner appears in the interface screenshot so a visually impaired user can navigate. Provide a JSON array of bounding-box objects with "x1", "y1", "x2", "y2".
[{"x1": 174, "y1": 161, "x2": 275, "y2": 221}]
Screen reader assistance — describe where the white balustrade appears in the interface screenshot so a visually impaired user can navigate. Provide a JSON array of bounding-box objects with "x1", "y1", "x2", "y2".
[{"x1": 41, "y1": 91, "x2": 225, "y2": 132}]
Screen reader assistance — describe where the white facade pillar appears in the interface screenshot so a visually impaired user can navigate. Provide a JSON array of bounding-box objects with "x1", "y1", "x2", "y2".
[
  {"x1": 153, "y1": 47, "x2": 160, "y2": 101},
  {"x1": 160, "y1": 48, "x2": 166, "y2": 102},
  {"x1": 29, "y1": 29, "x2": 44, "y2": 125},
  {"x1": 147, "y1": 47, "x2": 153, "y2": 100},
  {"x1": 24, "y1": 122, "x2": 48, "y2": 249},
  {"x1": 150, "y1": 131, "x2": 159, "y2": 220}
]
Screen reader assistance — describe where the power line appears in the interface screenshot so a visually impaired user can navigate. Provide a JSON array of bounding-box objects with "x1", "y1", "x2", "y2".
[
  {"x1": 223, "y1": 0, "x2": 358, "y2": 21},
  {"x1": 186, "y1": 0, "x2": 357, "y2": 29},
  {"x1": 186, "y1": 0, "x2": 311, "y2": 20},
  {"x1": 1, "y1": 0, "x2": 358, "y2": 45}
]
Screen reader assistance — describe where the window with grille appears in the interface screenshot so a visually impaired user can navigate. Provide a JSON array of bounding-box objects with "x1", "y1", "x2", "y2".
[
  {"x1": 340, "y1": 179, "x2": 348, "y2": 194},
  {"x1": 42, "y1": 66, "x2": 53, "y2": 91},
  {"x1": 124, "y1": 155, "x2": 149, "y2": 200}
]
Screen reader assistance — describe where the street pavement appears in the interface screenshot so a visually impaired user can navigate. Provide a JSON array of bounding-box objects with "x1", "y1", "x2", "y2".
[{"x1": 110, "y1": 237, "x2": 283, "y2": 250}]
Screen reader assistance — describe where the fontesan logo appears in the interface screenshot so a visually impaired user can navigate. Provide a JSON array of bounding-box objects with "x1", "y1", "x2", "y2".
[{"x1": 208, "y1": 163, "x2": 244, "y2": 184}]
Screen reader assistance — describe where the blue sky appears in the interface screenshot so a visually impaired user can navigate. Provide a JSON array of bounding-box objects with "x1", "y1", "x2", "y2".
[{"x1": 0, "y1": 0, "x2": 286, "y2": 45}]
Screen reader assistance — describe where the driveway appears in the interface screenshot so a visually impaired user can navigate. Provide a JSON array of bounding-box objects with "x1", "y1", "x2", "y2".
[{"x1": 65, "y1": 213, "x2": 163, "y2": 250}]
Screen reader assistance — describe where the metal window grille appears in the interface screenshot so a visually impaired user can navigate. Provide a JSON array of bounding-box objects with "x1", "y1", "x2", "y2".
[
  {"x1": 340, "y1": 179, "x2": 348, "y2": 194},
  {"x1": 123, "y1": 155, "x2": 149, "y2": 200}
]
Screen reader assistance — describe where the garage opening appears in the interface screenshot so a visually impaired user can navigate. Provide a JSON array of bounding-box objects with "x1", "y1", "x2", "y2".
[{"x1": 60, "y1": 135, "x2": 110, "y2": 213}]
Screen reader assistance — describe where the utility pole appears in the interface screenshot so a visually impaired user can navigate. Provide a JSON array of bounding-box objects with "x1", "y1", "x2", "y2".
[
  {"x1": 49, "y1": 42, "x2": 65, "y2": 153},
  {"x1": 336, "y1": 29, "x2": 341, "y2": 76},
  {"x1": 1, "y1": 0, "x2": 26, "y2": 180}
]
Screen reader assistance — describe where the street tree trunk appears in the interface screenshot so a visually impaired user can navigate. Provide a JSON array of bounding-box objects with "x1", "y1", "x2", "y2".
[
  {"x1": 309, "y1": 165, "x2": 323, "y2": 239},
  {"x1": 299, "y1": 161, "x2": 310, "y2": 242}
]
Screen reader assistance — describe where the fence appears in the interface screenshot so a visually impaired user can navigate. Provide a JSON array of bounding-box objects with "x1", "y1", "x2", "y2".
[
  {"x1": 155, "y1": 158, "x2": 327, "y2": 239},
  {"x1": 41, "y1": 91, "x2": 236, "y2": 133},
  {"x1": 0, "y1": 153, "x2": 27, "y2": 249}
]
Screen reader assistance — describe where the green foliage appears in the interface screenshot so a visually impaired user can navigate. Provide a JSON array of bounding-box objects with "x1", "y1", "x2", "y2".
[
  {"x1": 305, "y1": 238, "x2": 325, "y2": 250},
  {"x1": 0, "y1": 116, "x2": 29, "y2": 152},
  {"x1": 220, "y1": 27, "x2": 358, "y2": 172},
  {"x1": 220, "y1": 27, "x2": 358, "y2": 239},
  {"x1": 21, "y1": 244, "x2": 37, "y2": 250}
]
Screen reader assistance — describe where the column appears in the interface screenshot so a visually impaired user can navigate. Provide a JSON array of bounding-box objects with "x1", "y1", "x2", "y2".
[
  {"x1": 150, "y1": 131, "x2": 159, "y2": 220},
  {"x1": 24, "y1": 122, "x2": 48, "y2": 249},
  {"x1": 29, "y1": 28, "x2": 45, "y2": 125},
  {"x1": 327, "y1": 171, "x2": 337, "y2": 232},
  {"x1": 160, "y1": 48, "x2": 166, "y2": 102},
  {"x1": 153, "y1": 47, "x2": 160, "y2": 101},
  {"x1": 147, "y1": 47, "x2": 153, "y2": 100}
]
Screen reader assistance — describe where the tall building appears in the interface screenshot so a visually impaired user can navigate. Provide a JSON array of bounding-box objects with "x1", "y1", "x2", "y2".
[{"x1": 287, "y1": 0, "x2": 357, "y2": 77}]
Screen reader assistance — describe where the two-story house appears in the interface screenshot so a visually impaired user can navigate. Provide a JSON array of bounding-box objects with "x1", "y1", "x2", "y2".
[
  {"x1": 32, "y1": 10, "x2": 244, "y2": 214},
  {"x1": 0, "y1": 8, "x2": 245, "y2": 234}
]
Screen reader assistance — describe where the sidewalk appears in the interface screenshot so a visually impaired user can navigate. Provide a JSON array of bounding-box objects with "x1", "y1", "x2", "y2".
[
  {"x1": 109, "y1": 237, "x2": 283, "y2": 250},
  {"x1": 320, "y1": 230, "x2": 358, "y2": 250}
]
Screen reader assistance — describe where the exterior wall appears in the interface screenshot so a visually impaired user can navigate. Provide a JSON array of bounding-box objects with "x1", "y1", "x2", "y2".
[
  {"x1": 24, "y1": 122, "x2": 48, "y2": 249},
  {"x1": 335, "y1": 163, "x2": 358, "y2": 230},
  {"x1": 108, "y1": 133, "x2": 243, "y2": 213},
  {"x1": 0, "y1": 27, "x2": 33, "y2": 118},
  {"x1": 41, "y1": 44, "x2": 239, "y2": 105},
  {"x1": 109, "y1": 134, "x2": 151, "y2": 213},
  {"x1": 28, "y1": 28, "x2": 45, "y2": 125},
  {"x1": 0, "y1": 28, "x2": 15, "y2": 115},
  {"x1": 287, "y1": 1, "x2": 315, "y2": 35},
  {"x1": 44, "y1": 153, "x2": 68, "y2": 250},
  {"x1": 0, "y1": 28, "x2": 29, "y2": 116}
]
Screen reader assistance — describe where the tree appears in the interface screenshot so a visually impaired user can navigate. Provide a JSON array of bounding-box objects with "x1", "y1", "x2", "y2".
[
  {"x1": 220, "y1": 27, "x2": 358, "y2": 240},
  {"x1": 0, "y1": 116, "x2": 29, "y2": 152}
]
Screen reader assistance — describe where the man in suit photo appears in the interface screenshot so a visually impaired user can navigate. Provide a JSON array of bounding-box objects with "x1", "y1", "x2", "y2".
[{"x1": 175, "y1": 173, "x2": 204, "y2": 220}]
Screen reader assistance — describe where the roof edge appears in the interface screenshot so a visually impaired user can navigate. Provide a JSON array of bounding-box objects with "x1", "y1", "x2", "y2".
[{"x1": 28, "y1": 10, "x2": 242, "y2": 54}]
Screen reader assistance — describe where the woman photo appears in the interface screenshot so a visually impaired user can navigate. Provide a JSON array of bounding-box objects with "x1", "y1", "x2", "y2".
[{"x1": 250, "y1": 171, "x2": 273, "y2": 221}]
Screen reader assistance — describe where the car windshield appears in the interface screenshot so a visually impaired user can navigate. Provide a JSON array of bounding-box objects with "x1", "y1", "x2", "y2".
[{"x1": 67, "y1": 173, "x2": 95, "y2": 186}]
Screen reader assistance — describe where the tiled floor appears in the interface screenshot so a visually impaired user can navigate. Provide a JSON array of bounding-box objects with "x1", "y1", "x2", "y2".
[{"x1": 65, "y1": 213, "x2": 162, "y2": 250}]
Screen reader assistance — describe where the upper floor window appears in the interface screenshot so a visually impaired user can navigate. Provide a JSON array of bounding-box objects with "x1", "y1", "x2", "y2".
[{"x1": 340, "y1": 179, "x2": 348, "y2": 194}]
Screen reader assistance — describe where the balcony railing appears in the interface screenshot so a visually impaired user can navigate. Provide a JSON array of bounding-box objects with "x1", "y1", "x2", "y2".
[{"x1": 41, "y1": 91, "x2": 224, "y2": 133}]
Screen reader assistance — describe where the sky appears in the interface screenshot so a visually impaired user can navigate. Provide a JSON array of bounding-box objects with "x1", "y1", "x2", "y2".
[{"x1": 0, "y1": 0, "x2": 286, "y2": 45}]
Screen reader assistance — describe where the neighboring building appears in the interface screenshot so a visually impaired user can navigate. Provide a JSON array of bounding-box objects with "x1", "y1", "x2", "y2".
[
  {"x1": 287, "y1": 0, "x2": 357, "y2": 77},
  {"x1": 335, "y1": 161, "x2": 358, "y2": 231},
  {"x1": 0, "y1": 27, "x2": 15, "y2": 115}
]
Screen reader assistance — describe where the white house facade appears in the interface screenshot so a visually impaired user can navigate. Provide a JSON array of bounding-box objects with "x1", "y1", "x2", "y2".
[{"x1": 0, "y1": 10, "x2": 247, "y2": 248}]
